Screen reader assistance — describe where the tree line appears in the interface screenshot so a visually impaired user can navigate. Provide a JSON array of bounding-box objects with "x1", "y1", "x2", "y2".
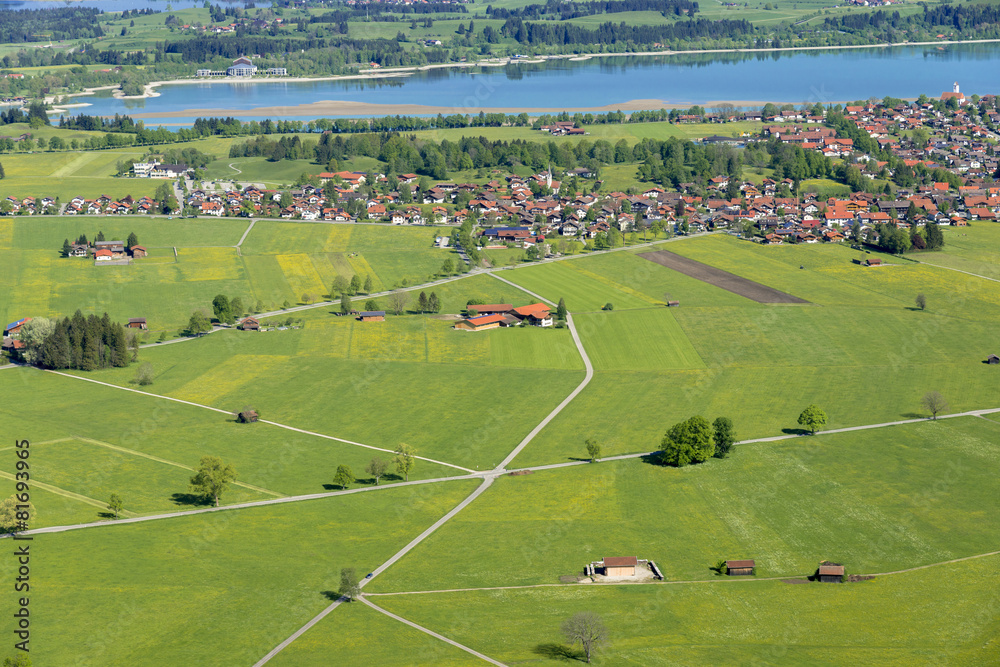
[
  {"x1": 487, "y1": 0, "x2": 699, "y2": 20},
  {"x1": 26, "y1": 311, "x2": 135, "y2": 371}
]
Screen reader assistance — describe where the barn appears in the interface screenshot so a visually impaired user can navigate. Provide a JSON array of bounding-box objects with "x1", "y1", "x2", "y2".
[
  {"x1": 126, "y1": 318, "x2": 147, "y2": 330},
  {"x1": 603, "y1": 557, "x2": 637, "y2": 577},
  {"x1": 818, "y1": 563, "x2": 845, "y2": 583},
  {"x1": 358, "y1": 311, "x2": 386, "y2": 322},
  {"x1": 726, "y1": 559, "x2": 755, "y2": 576},
  {"x1": 987, "y1": 354, "x2": 999, "y2": 365},
  {"x1": 454, "y1": 314, "x2": 505, "y2": 331},
  {"x1": 240, "y1": 317, "x2": 260, "y2": 331}
]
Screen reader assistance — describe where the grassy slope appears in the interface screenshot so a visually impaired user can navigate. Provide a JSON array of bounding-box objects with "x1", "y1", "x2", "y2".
[
  {"x1": 0, "y1": 480, "x2": 478, "y2": 666},
  {"x1": 375, "y1": 555, "x2": 1000, "y2": 665},
  {"x1": 371, "y1": 417, "x2": 1000, "y2": 593}
]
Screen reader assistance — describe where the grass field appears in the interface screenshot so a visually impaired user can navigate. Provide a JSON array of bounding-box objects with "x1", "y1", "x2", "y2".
[
  {"x1": 373, "y1": 416, "x2": 1000, "y2": 593},
  {"x1": 0, "y1": 369, "x2": 466, "y2": 526},
  {"x1": 62, "y1": 313, "x2": 584, "y2": 469},
  {"x1": 500, "y1": 235, "x2": 1000, "y2": 464},
  {"x1": 0, "y1": 218, "x2": 469, "y2": 332},
  {"x1": 0, "y1": 479, "x2": 479, "y2": 666},
  {"x1": 374, "y1": 555, "x2": 1000, "y2": 665},
  {"x1": 917, "y1": 224, "x2": 1000, "y2": 280}
]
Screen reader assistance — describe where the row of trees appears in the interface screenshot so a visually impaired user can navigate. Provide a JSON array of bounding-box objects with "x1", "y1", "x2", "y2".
[{"x1": 332, "y1": 445, "x2": 417, "y2": 490}]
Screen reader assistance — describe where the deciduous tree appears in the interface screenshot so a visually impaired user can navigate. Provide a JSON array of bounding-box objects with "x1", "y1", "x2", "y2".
[
  {"x1": 915, "y1": 293, "x2": 927, "y2": 310},
  {"x1": 134, "y1": 362, "x2": 154, "y2": 386},
  {"x1": 659, "y1": 415, "x2": 714, "y2": 466},
  {"x1": 189, "y1": 456, "x2": 236, "y2": 507},
  {"x1": 363, "y1": 275, "x2": 374, "y2": 293},
  {"x1": 340, "y1": 292, "x2": 352, "y2": 315},
  {"x1": 797, "y1": 404, "x2": 827, "y2": 435},
  {"x1": 365, "y1": 457, "x2": 389, "y2": 485},
  {"x1": 349, "y1": 274, "x2": 362, "y2": 295},
  {"x1": 394, "y1": 443, "x2": 416, "y2": 481},
  {"x1": 333, "y1": 464, "x2": 355, "y2": 490},
  {"x1": 339, "y1": 567, "x2": 360, "y2": 601},
  {"x1": 428, "y1": 292, "x2": 441, "y2": 313},
  {"x1": 107, "y1": 493, "x2": 124, "y2": 519},
  {"x1": 188, "y1": 310, "x2": 212, "y2": 335},
  {"x1": 561, "y1": 612, "x2": 606, "y2": 664},
  {"x1": 389, "y1": 290, "x2": 409, "y2": 315},
  {"x1": 585, "y1": 438, "x2": 601, "y2": 462},
  {"x1": 212, "y1": 294, "x2": 232, "y2": 323},
  {"x1": 922, "y1": 391, "x2": 947, "y2": 420}
]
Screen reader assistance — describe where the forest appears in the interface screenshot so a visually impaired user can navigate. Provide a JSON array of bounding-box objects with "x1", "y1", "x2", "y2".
[{"x1": 486, "y1": 0, "x2": 699, "y2": 21}]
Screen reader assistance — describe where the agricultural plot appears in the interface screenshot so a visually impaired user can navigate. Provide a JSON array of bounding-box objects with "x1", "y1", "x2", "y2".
[
  {"x1": 917, "y1": 224, "x2": 1000, "y2": 280},
  {"x1": 0, "y1": 479, "x2": 479, "y2": 667},
  {"x1": 573, "y1": 309, "x2": 705, "y2": 371},
  {"x1": 268, "y1": 601, "x2": 476, "y2": 667},
  {"x1": 503, "y1": 259, "x2": 659, "y2": 311},
  {"x1": 68, "y1": 319, "x2": 584, "y2": 469},
  {"x1": 0, "y1": 149, "x2": 158, "y2": 200},
  {"x1": 373, "y1": 417, "x2": 1000, "y2": 593},
  {"x1": 0, "y1": 368, "x2": 463, "y2": 526},
  {"x1": 374, "y1": 555, "x2": 999, "y2": 665}
]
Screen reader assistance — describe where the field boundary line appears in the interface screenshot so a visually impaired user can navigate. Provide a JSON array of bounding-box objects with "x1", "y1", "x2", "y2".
[
  {"x1": 72, "y1": 436, "x2": 285, "y2": 498},
  {"x1": 359, "y1": 596, "x2": 507, "y2": 666},
  {"x1": 0, "y1": 470, "x2": 136, "y2": 517},
  {"x1": 43, "y1": 368, "x2": 475, "y2": 474}
]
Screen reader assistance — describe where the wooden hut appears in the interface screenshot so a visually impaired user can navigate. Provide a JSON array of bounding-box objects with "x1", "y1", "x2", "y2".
[
  {"x1": 817, "y1": 563, "x2": 845, "y2": 583},
  {"x1": 666, "y1": 301, "x2": 680, "y2": 307},
  {"x1": 236, "y1": 408, "x2": 259, "y2": 424},
  {"x1": 725, "y1": 559, "x2": 755, "y2": 576},
  {"x1": 987, "y1": 354, "x2": 1000, "y2": 365},
  {"x1": 603, "y1": 557, "x2": 637, "y2": 577},
  {"x1": 358, "y1": 311, "x2": 386, "y2": 322},
  {"x1": 240, "y1": 317, "x2": 260, "y2": 331},
  {"x1": 126, "y1": 317, "x2": 147, "y2": 330},
  {"x1": 865, "y1": 257, "x2": 882, "y2": 267}
]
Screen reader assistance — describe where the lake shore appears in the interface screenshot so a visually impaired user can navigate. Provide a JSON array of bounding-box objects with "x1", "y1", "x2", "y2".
[
  {"x1": 51, "y1": 37, "x2": 1000, "y2": 109},
  {"x1": 121, "y1": 98, "x2": 789, "y2": 121}
]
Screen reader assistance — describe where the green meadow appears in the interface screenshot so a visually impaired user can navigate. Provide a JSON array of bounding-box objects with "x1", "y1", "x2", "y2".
[
  {"x1": 0, "y1": 479, "x2": 479, "y2": 666},
  {"x1": 0, "y1": 218, "x2": 467, "y2": 332},
  {"x1": 374, "y1": 555, "x2": 999, "y2": 665},
  {"x1": 68, "y1": 315, "x2": 584, "y2": 469},
  {"x1": 505, "y1": 235, "x2": 1000, "y2": 465},
  {"x1": 0, "y1": 368, "x2": 464, "y2": 526},
  {"x1": 373, "y1": 417, "x2": 1000, "y2": 593}
]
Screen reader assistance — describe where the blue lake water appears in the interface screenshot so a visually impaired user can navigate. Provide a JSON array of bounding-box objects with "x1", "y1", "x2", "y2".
[{"x1": 65, "y1": 43, "x2": 1000, "y2": 126}]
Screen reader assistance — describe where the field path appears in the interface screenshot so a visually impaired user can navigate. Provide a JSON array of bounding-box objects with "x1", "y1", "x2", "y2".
[
  {"x1": 253, "y1": 477, "x2": 497, "y2": 666},
  {"x1": 359, "y1": 596, "x2": 507, "y2": 666},
  {"x1": 914, "y1": 259, "x2": 1000, "y2": 284},
  {"x1": 0, "y1": 470, "x2": 136, "y2": 517}
]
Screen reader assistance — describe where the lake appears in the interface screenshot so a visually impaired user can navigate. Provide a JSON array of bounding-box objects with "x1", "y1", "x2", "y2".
[{"x1": 60, "y1": 43, "x2": 1000, "y2": 126}]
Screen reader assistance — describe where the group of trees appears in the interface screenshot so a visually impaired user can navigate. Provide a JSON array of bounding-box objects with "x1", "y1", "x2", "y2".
[
  {"x1": 331, "y1": 445, "x2": 416, "y2": 490},
  {"x1": 22, "y1": 311, "x2": 135, "y2": 371},
  {"x1": 211, "y1": 294, "x2": 247, "y2": 324},
  {"x1": 658, "y1": 416, "x2": 736, "y2": 467}
]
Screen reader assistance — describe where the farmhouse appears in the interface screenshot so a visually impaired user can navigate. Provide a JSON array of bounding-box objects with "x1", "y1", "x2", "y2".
[
  {"x1": 602, "y1": 557, "x2": 638, "y2": 577},
  {"x1": 818, "y1": 563, "x2": 845, "y2": 583},
  {"x1": 726, "y1": 560, "x2": 755, "y2": 576},
  {"x1": 358, "y1": 311, "x2": 385, "y2": 322},
  {"x1": 4, "y1": 318, "x2": 31, "y2": 338},
  {"x1": 454, "y1": 314, "x2": 506, "y2": 331},
  {"x1": 513, "y1": 303, "x2": 553, "y2": 327},
  {"x1": 126, "y1": 318, "x2": 147, "y2": 330},
  {"x1": 94, "y1": 248, "x2": 113, "y2": 261},
  {"x1": 240, "y1": 317, "x2": 260, "y2": 331}
]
